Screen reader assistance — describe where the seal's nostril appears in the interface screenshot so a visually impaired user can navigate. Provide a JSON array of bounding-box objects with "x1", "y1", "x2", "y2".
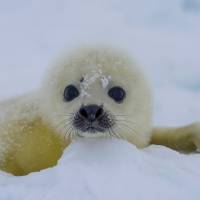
[
  {"x1": 79, "y1": 107, "x2": 88, "y2": 119},
  {"x1": 79, "y1": 105, "x2": 104, "y2": 122},
  {"x1": 95, "y1": 107, "x2": 103, "y2": 119}
]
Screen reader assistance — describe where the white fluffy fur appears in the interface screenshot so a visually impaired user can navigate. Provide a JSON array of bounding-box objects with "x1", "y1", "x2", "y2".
[{"x1": 40, "y1": 47, "x2": 153, "y2": 147}]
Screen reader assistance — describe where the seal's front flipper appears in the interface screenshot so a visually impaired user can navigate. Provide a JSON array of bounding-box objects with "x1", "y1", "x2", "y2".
[{"x1": 150, "y1": 123, "x2": 200, "y2": 153}]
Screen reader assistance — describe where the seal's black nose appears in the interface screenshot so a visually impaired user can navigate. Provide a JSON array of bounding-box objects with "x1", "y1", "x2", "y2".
[{"x1": 79, "y1": 105, "x2": 103, "y2": 122}]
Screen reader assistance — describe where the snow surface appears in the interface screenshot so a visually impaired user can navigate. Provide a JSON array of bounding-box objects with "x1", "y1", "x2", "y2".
[
  {"x1": 0, "y1": 0, "x2": 200, "y2": 199},
  {"x1": 1, "y1": 139, "x2": 200, "y2": 200}
]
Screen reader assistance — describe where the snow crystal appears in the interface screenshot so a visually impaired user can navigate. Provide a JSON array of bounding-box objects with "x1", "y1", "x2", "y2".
[{"x1": 80, "y1": 66, "x2": 111, "y2": 98}]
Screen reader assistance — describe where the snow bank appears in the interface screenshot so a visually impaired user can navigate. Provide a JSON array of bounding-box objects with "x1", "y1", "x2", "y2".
[{"x1": 0, "y1": 139, "x2": 200, "y2": 200}]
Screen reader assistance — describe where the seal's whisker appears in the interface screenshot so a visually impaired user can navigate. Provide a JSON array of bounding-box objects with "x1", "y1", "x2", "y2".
[
  {"x1": 55, "y1": 119, "x2": 73, "y2": 132},
  {"x1": 114, "y1": 123, "x2": 138, "y2": 138},
  {"x1": 109, "y1": 128, "x2": 122, "y2": 139},
  {"x1": 115, "y1": 117, "x2": 138, "y2": 125},
  {"x1": 53, "y1": 112, "x2": 74, "y2": 117}
]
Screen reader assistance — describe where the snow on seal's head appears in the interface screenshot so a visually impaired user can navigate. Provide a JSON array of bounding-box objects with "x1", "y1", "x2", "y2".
[{"x1": 41, "y1": 46, "x2": 153, "y2": 148}]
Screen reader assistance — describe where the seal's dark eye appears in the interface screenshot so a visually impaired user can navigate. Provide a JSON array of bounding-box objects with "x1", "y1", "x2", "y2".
[
  {"x1": 108, "y1": 86, "x2": 126, "y2": 103},
  {"x1": 64, "y1": 85, "x2": 79, "y2": 102}
]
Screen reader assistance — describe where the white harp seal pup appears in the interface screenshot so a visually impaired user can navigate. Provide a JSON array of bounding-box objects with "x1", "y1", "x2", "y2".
[{"x1": 0, "y1": 46, "x2": 200, "y2": 176}]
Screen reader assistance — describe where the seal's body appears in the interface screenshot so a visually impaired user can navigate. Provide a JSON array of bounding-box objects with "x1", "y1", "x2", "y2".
[
  {"x1": 0, "y1": 93, "x2": 69, "y2": 175},
  {"x1": 0, "y1": 47, "x2": 199, "y2": 176}
]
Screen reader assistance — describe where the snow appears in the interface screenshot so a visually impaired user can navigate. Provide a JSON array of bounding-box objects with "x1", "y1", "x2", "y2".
[
  {"x1": 1, "y1": 139, "x2": 200, "y2": 200},
  {"x1": 0, "y1": 0, "x2": 200, "y2": 199},
  {"x1": 80, "y1": 67, "x2": 111, "y2": 98}
]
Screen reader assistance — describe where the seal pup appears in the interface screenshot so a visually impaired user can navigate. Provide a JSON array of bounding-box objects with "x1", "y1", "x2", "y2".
[{"x1": 0, "y1": 46, "x2": 199, "y2": 175}]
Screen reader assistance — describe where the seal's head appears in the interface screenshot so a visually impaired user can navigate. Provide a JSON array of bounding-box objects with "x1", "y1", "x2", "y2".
[{"x1": 41, "y1": 47, "x2": 152, "y2": 148}]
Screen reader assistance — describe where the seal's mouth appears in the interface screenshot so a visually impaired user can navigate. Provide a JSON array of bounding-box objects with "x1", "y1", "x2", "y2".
[
  {"x1": 83, "y1": 124, "x2": 106, "y2": 133},
  {"x1": 72, "y1": 104, "x2": 115, "y2": 134}
]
